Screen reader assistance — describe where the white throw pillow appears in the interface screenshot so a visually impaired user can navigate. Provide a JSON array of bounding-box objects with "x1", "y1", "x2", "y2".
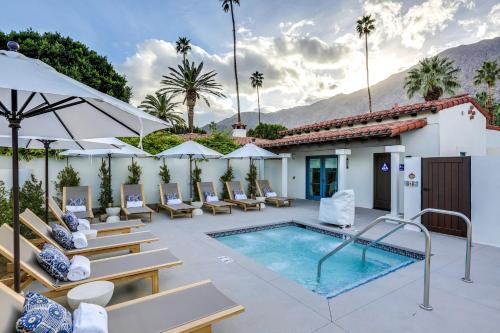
[
  {"x1": 206, "y1": 195, "x2": 219, "y2": 203},
  {"x1": 126, "y1": 200, "x2": 143, "y2": 208},
  {"x1": 167, "y1": 198, "x2": 182, "y2": 205},
  {"x1": 235, "y1": 193, "x2": 248, "y2": 200},
  {"x1": 265, "y1": 192, "x2": 277, "y2": 198},
  {"x1": 66, "y1": 205, "x2": 86, "y2": 213}
]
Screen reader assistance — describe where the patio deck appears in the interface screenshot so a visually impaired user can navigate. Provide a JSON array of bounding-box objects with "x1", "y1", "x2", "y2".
[{"x1": 56, "y1": 200, "x2": 500, "y2": 332}]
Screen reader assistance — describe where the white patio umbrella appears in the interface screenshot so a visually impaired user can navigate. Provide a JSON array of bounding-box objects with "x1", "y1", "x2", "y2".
[
  {"x1": 60, "y1": 138, "x2": 151, "y2": 203},
  {"x1": 0, "y1": 135, "x2": 118, "y2": 222},
  {"x1": 222, "y1": 143, "x2": 279, "y2": 179},
  {"x1": 155, "y1": 140, "x2": 223, "y2": 199},
  {"x1": 0, "y1": 42, "x2": 167, "y2": 292}
]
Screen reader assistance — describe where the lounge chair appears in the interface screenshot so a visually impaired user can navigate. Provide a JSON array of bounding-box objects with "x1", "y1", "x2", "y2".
[
  {"x1": 0, "y1": 224, "x2": 181, "y2": 298},
  {"x1": 197, "y1": 182, "x2": 235, "y2": 215},
  {"x1": 158, "y1": 183, "x2": 195, "y2": 219},
  {"x1": 0, "y1": 280, "x2": 244, "y2": 333},
  {"x1": 20, "y1": 209, "x2": 158, "y2": 258},
  {"x1": 256, "y1": 180, "x2": 294, "y2": 207},
  {"x1": 225, "y1": 181, "x2": 261, "y2": 212},
  {"x1": 49, "y1": 197, "x2": 146, "y2": 236},
  {"x1": 62, "y1": 186, "x2": 94, "y2": 220},
  {"x1": 120, "y1": 184, "x2": 155, "y2": 222}
]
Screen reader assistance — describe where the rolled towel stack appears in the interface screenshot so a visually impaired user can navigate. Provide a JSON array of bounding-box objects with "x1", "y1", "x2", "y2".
[
  {"x1": 77, "y1": 219, "x2": 91, "y2": 231},
  {"x1": 266, "y1": 192, "x2": 277, "y2": 198},
  {"x1": 67, "y1": 255, "x2": 91, "y2": 282},
  {"x1": 72, "y1": 232, "x2": 88, "y2": 249},
  {"x1": 73, "y1": 303, "x2": 108, "y2": 333},
  {"x1": 79, "y1": 229, "x2": 98, "y2": 240}
]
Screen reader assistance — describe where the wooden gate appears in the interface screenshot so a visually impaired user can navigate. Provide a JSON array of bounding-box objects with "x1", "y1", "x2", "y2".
[{"x1": 421, "y1": 157, "x2": 471, "y2": 237}]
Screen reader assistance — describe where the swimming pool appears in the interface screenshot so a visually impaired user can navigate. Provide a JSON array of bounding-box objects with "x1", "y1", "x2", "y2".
[{"x1": 210, "y1": 223, "x2": 423, "y2": 298}]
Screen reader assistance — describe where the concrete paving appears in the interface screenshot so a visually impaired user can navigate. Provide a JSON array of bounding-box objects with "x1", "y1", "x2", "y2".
[{"x1": 57, "y1": 200, "x2": 500, "y2": 332}]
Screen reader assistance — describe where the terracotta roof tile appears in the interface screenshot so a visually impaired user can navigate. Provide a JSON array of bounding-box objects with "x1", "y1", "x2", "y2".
[
  {"x1": 260, "y1": 119, "x2": 427, "y2": 148},
  {"x1": 280, "y1": 94, "x2": 488, "y2": 136}
]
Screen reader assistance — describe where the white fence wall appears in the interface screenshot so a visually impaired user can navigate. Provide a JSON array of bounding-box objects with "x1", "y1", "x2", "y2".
[
  {"x1": 0, "y1": 156, "x2": 254, "y2": 208},
  {"x1": 471, "y1": 156, "x2": 500, "y2": 248}
]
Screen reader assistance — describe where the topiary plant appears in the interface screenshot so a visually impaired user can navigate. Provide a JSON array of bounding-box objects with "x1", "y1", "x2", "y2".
[
  {"x1": 98, "y1": 159, "x2": 113, "y2": 210},
  {"x1": 191, "y1": 160, "x2": 202, "y2": 201},
  {"x1": 219, "y1": 164, "x2": 234, "y2": 199},
  {"x1": 18, "y1": 174, "x2": 44, "y2": 239},
  {"x1": 53, "y1": 164, "x2": 80, "y2": 205},
  {"x1": 159, "y1": 159, "x2": 171, "y2": 183},
  {"x1": 127, "y1": 159, "x2": 142, "y2": 184},
  {"x1": 0, "y1": 181, "x2": 12, "y2": 228},
  {"x1": 245, "y1": 161, "x2": 258, "y2": 198}
]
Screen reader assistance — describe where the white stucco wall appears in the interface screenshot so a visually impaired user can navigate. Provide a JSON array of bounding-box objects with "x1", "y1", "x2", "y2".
[
  {"x1": 0, "y1": 156, "x2": 250, "y2": 208},
  {"x1": 401, "y1": 120, "x2": 440, "y2": 157},
  {"x1": 438, "y1": 104, "x2": 487, "y2": 156},
  {"x1": 471, "y1": 156, "x2": 500, "y2": 247},
  {"x1": 486, "y1": 129, "x2": 500, "y2": 155}
]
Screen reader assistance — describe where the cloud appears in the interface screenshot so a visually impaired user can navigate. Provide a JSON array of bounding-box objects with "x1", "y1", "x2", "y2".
[
  {"x1": 363, "y1": 0, "x2": 476, "y2": 49},
  {"x1": 120, "y1": 22, "x2": 353, "y2": 126},
  {"x1": 459, "y1": 4, "x2": 500, "y2": 38}
]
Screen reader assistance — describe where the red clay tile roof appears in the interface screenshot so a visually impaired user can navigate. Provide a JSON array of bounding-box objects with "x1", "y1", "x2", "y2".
[
  {"x1": 260, "y1": 119, "x2": 427, "y2": 148},
  {"x1": 280, "y1": 94, "x2": 488, "y2": 136}
]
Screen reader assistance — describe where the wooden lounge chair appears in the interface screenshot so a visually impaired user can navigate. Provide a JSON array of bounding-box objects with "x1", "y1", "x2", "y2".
[
  {"x1": 20, "y1": 209, "x2": 158, "y2": 258},
  {"x1": 197, "y1": 182, "x2": 235, "y2": 215},
  {"x1": 49, "y1": 197, "x2": 146, "y2": 236},
  {"x1": 120, "y1": 184, "x2": 155, "y2": 222},
  {"x1": 256, "y1": 180, "x2": 294, "y2": 207},
  {"x1": 0, "y1": 280, "x2": 244, "y2": 333},
  {"x1": 225, "y1": 181, "x2": 261, "y2": 212},
  {"x1": 63, "y1": 186, "x2": 94, "y2": 220},
  {"x1": 0, "y1": 224, "x2": 182, "y2": 298},
  {"x1": 158, "y1": 183, "x2": 195, "y2": 219}
]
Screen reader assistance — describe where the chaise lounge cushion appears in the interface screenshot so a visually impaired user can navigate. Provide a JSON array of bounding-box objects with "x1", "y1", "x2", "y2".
[
  {"x1": 125, "y1": 206, "x2": 151, "y2": 214},
  {"x1": 36, "y1": 244, "x2": 70, "y2": 282},
  {"x1": 50, "y1": 223, "x2": 74, "y2": 250},
  {"x1": 16, "y1": 291, "x2": 72, "y2": 333}
]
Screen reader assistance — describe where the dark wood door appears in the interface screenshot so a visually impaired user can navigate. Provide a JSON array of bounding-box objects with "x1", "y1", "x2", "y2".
[
  {"x1": 421, "y1": 157, "x2": 471, "y2": 237},
  {"x1": 373, "y1": 153, "x2": 391, "y2": 210}
]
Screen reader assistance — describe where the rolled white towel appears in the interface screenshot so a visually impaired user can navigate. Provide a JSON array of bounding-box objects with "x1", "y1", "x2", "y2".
[
  {"x1": 167, "y1": 198, "x2": 182, "y2": 205},
  {"x1": 66, "y1": 205, "x2": 86, "y2": 213},
  {"x1": 265, "y1": 192, "x2": 277, "y2": 198},
  {"x1": 72, "y1": 232, "x2": 88, "y2": 249},
  {"x1": 67, "y1": 255, "x2": 91, "y2": 282},
  {"x1": 73, "y1": 302, "x2": 108, "y2": 333},
  {"x1": 77, "y1": 219, "x2": 91, "y2": 231},
  {"x1": 79, "y1": 229, "x2": 98, "y2": 240}
]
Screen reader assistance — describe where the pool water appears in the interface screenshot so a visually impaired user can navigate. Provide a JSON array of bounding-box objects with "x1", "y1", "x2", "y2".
[{"x1": 214, "y1": 225, "x2": 418, "y2": 298}]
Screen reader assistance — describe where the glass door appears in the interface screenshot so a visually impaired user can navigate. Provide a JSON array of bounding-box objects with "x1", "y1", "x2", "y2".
[{"x1": 306, "y1": 156, "x2": 338, "y2": 200}]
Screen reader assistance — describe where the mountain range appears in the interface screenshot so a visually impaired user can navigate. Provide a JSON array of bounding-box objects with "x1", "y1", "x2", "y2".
[{"x1": 209, "y1": 37, "x2": 500, "y2": 131}]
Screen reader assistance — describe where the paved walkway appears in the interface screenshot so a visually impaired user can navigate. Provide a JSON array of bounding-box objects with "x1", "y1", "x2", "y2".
[{"x1": 60, "y1": 201, "x2": 500, "y2": 332}]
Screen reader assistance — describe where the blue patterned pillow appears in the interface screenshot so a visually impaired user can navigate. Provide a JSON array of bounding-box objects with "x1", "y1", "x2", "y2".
[
  {"x1": 203, "y1": 191, "x2": 215, "y2": 199},
  {"x1": 166, "y1": 192, "x2": 178, "y2": 200},
  {"x1": 50, "y1": 223, "x2": 74, "y2": 250},
  {"x1": 16, "y1": 291, "x2": 72, "y2": 333},
  {"x1": 62, "y1": 212, "x2": 78, "y2": 232},
  {"x1": 67, "y1": 197, "x2": 86, "y2": 206},
  {"x1": 36, "y1": 244, "x2": 70, "y2": 282},
  {"x1": 127, "y1": 194, "x2": 142, "y2": 202}
]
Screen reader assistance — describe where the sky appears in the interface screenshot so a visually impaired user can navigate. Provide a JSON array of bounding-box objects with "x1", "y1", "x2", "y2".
[{"x1": 1, "y1": 0, "x2": 499, "y2": 126}]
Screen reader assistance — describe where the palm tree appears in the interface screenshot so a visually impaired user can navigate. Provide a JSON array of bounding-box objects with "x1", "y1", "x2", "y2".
[
  {"x1": 220, "y1": 0, "x2": 243, "y2": 125},
  {"x1": 404, "y1": 56, "x2": 461, "y2": 101},
  {"x1": 356, "y1": 14, "x2": 376, "y2": 113},
  {"x1": 139, "y1": 91, "x2": 185, "y2": 126},
  {"x1": 250, "y1": 71, "x2": 264, "y2": 124},
  {"x1": 474, "y1": 60, "x2": 500, "y2": 123},
  {"x1": 176, "y1": 37, "x2": 191, "y2": 63},
  {"x1": 160, "y1": 60, "x2": 225, "y2": 132}
]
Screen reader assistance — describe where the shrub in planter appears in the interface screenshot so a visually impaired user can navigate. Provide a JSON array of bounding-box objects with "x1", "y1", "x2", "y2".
[
  {"x1": 98, "y1": 159, "x2": 113, "y2": 210},
  {"x1": 219, "y1": 165, "x2": 234, "y2": 199},
  {"x1": 159, "y1": 160, "x2": 171, "y2": 183},
  {"x1": 191, "y1": 161, "x2": 202, "y2": 201},
  {"x1": 53, "y1": 165, "x2": 80, "y2": 205},
  {"x1": 245, "y1": 162, "x2": 258, "y2": 198},
  {"x1": 127, "y1": 159, "x2": 142, "y2": 184},
  {"x1": 0, "y1": 181, "x2": 11, "y2": 228}
]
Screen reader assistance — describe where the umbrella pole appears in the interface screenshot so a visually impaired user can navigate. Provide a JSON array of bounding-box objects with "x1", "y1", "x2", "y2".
[
  {"x1": 9, "y1": 89, "x2": 21, "y2": 293},
  {"x1": 189, "y1": 155, "x2": 193, "y2": 200},
  {"x1": 108, "y1": 154, "x2": 112, "y2": 206},
  {"x1": 43, "y1": 141, "x2": 50, "y2": 223}
]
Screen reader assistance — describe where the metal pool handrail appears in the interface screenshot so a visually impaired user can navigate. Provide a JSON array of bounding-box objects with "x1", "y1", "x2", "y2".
[{"x1": 315, "y1": 216, "x2": 433, "y2": 311}]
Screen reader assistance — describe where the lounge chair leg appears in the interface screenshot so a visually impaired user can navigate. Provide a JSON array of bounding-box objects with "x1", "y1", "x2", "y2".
[
  {"x1": 192, "y1": 326, "x2": 212, "y2": 333},
  {"x1": 151, "y1": 271, "x2": 159, "y2": 294}
]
